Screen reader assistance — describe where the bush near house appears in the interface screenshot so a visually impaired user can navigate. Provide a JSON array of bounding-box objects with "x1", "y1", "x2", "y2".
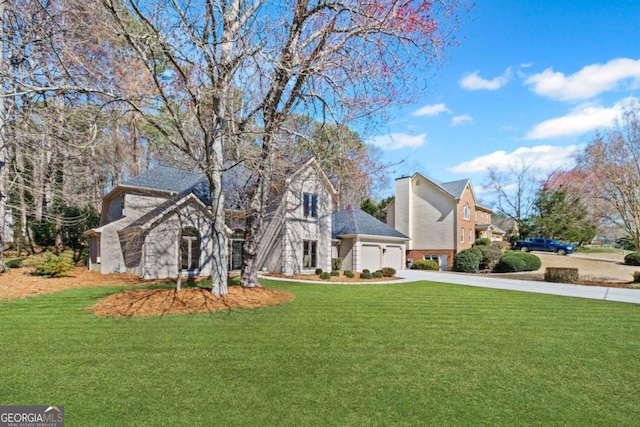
[
  {"x1": 412, "y1": 259, "x2": 439, "y2": 271},
  {"x1": 624, "y1": 252, "x2": 640, "y2": 266},
  {"x1": 474, "y1": 238, "x2": 491, "y2": 247},
  {"x1": 493, "y1": 251, "x2": 541, "y2": 273},
  {"x1": 330, "y1": 270, "x2": 340, "y2": 277},
  {"x1": 476, "y1": 245, "x2": 503, "y2": 270},
  {"x1": 360, "y1": 271, "x2": 373, "y2": 279},
  {"x1": 453, "y1": 249, "x2": 482, "y2": 273},
  {"x1": 320, "y1": 272, "x2": 331, "y2": 280},
  {"x1": 492, "y1": 240, "x2": 511, "y2": 251},
  {"x1": 633, "y1": 272, "x2": 640, "y2": 283},
  {"x1": 344, "y1": 270, "x2": 354, "y2": 278},
  {"x1": 332, "y1": 257, "x2": 344, "y2": 271},
  {"x1": 381, "y1": 267, "x2": 396, "y2": 277},
  {"x1": 315, "y1": 268, "x2": 323, "y2": 275},
  {"x1": 373, "y1": 271, "x2": 384, "y2": 279}
]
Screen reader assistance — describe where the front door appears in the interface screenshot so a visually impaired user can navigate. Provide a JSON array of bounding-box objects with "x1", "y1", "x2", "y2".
[{"x1": 231, "y1": 240, "x2": 243, "y2": 270}]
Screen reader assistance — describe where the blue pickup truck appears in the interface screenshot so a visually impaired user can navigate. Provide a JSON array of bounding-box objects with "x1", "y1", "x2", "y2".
[{"x1": 512, "y1": 238, "x2": 574, "y2": 255}]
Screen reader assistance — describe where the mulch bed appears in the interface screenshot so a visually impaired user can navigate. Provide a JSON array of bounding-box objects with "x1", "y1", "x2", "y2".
[{"x1": 91, "y1": 286, "x2": 295, "y2": 317}]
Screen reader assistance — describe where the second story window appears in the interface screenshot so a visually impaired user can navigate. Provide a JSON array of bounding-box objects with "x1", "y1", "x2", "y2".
[
  {"x1": 303, "y1": 193, "x2": 318, "y2": 218},
  {"x1": 463, "y1": 203, "x2": 470, "y2": 220}
]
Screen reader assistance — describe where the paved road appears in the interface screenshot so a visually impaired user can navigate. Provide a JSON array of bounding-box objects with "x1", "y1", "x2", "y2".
[{"x1": 395, "y1": 269, "x2": 640, "y2": 305}]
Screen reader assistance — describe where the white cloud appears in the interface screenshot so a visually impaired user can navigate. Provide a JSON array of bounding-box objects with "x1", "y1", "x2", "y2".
[
  {"x1": 367, "y1": 133, "x2": 426, "y2": 151},
  {"x1": 525, "y1": 58, "x2": 640, "y2": 101},
  {"x1": 525, "y1": 97, "x2": 637, "y2": 139},
  {"x1": 459, "y1": 68, "x2": 512, "y2": 91},
  {"x1": 448, "y1": 145, "x2": 582, "y2": 174},
  {"x1": 451, "y1": 114, "x2": 473, "y2": 126},
  {"x1": 412, "y1": 103, "x2": 450, "y2": 116}
]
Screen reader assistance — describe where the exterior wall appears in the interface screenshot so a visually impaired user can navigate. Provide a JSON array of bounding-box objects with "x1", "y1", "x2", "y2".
[
  {"x1": 140, "y1": 203, "x2": 214, "y2": 280},
  {"x1": 407, "y1": 249, "x2": 456, "y2": 271},
  {"x1": 456, "y1": 183, "x2": 476, "y2": 251},
  {"x1": 338, "y1": 239, "x2": 355, "y2": 271},
  {"x1": 410, "y1": 176, "x2": 455, "y2": 250},
  {"x1": 391, "y1": 178, "x2": 411, "y2": 237},
  {"x1": 281, "y1": 165, "x2": 333, "y2": 275}
]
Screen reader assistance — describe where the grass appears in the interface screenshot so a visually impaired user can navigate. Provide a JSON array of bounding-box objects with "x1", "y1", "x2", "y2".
[{"x1": 1, "y1": 280, "x2": 640, "y2": 426}]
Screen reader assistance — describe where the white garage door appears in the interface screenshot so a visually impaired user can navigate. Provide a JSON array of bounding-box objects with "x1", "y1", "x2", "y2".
[
  {"x1": 361, "y1": 245, "x2": 382, "y2": 271},
  {"x1": 383, "y1": 246, "x2": 403, "y2": 270}
]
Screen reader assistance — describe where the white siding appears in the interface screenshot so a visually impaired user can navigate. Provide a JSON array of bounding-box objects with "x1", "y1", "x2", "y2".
[{"x1": 410, "y1": 176, "x2": 455, "y2": 250}]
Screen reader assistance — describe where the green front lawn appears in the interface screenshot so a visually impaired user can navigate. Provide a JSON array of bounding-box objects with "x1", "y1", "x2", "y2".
[{"x1": 1, "y1": 280, "x2": 639, "y2": 426}]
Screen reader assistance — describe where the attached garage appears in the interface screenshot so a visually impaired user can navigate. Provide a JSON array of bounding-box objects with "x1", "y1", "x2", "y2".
[
  {"x1": 361, "y1": 244, "x2": 382, "y2": 271},
  {"x1": 332, "y1": 208, "x2": 410, "y2": 272},
  {"x1": 383, "y1": 246, "x2": 403, "y2": 270}
]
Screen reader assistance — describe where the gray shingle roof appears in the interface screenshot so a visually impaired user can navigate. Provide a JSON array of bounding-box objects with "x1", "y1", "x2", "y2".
[
  {"x1": 440, "y1": 179, "x2": 469, "y2": 199},
  {"x1": 332, "y1": 208, "x2": 409, "y2": 239},
  {"x1": 122, "y1": 165, "x2": 206, "y2": 194}
]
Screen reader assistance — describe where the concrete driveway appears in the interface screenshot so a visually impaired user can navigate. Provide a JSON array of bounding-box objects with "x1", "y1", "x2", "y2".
[{"x1": 395, "y1": 269, "x2": 640, "y2": 305}]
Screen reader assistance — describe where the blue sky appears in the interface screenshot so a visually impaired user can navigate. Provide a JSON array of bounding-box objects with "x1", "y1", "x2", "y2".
[{"x1": 368, "y1": 0, "x2": 640, "y2": 203}]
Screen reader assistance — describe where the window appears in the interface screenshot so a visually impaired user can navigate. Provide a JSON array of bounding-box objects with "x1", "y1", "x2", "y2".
[
  {"x1": 461, "y1": 227, "x2": 465, "y2": 242},
  {"x1": 469, "y1": 229, "x2": 473, "y2": 243},
  {"x1": 303, "y1": 240, "x2": 317, "y2": 268},
  {"x1": 303, "y1": 193, "x2": 318, "y2": 218},
  {"x1": 180, "y1": 228, "x2": 201, "y2": 270},
  {"x1": 463, "y1": 203, "x2": 470, "y2": 220}
]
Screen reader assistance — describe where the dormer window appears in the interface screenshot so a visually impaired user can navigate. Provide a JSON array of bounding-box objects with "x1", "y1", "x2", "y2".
[{"x1": 303, "y1": 193, "x2": 318, "y2": 218}]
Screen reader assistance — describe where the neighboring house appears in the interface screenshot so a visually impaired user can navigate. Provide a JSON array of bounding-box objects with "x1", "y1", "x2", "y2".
[
  {"x1": 332, "y1": 207, "x2": 409, "y2": 272},
  {"x1": 386, "y1": 173, "x2": 504, "y2": 270},
  {"x1": 84, "y1": 158, "x2": 337, "y2": 279}
]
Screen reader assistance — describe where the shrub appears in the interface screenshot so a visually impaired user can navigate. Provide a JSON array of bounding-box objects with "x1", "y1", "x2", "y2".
[
  {"x1": 381, "y1": 267, "x2": 396, "y2": 277},
  {"x1": 545, "y1": 267, "x2": 579, "y2": 283},
  {"x1": 5, "y1": 258, "x2": 24, "y2": 269},
  {"x1": 331, "y1": 257, "x2": 344, "y2": 271},
  {"x1": 344, "y1": 271, "x2": 355, "y2": 278},
  {"x1": 507, "y1": 251, "x2": 541, "y2": 271},
  {"x1": 319, "y1": 272, "x2": 331, "y2": 280},
  {"x1": 412, "y1": 259, "x2": 439, "y2": 271},
  {"x1": 476, "y1": 245, "x2": 503, "y2": 270},
  {"x1": 493, "y1": 256, "x2": 527, "y2": 273},
  {"x1": 633, "y1": 272, "x2": 640, "y2": 283},
  {"x1": 372, "y1": 271, "x2": 384, "y2": 279},
  {"x1": 474, "y1": 238, "x2": 491, "y2": 247},
  {"x1": 493, "y1": 251, "x2": 541, "y2": 273},
  {"x1": 453, "y1": 249, "x2": 482, "y2": 273},
  {"x1": 492, "y1": 240, "x2": 511, "y2": 251},
  {"x1": 362, "y1": 269, "x2": 371, "y2": 274},
  {"x1": 360, "y1": 271, "x2": 373, "y2": 279},
  {"x1": 624, "y1": 252, "x2": 640, "y2": 266},
  {"x1": 330, "y1": 270, "x2": 340, "y2": 276},
  {"x1": 315, "y1": 268, "x2": 323, "y2": 275},
  {"x1": 33, "y1": 253, "x2": 74, "y2": 278}
]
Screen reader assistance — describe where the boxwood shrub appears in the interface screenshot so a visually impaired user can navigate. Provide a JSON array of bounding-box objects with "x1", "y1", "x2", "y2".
[
  {"x1": 319, "y1": 272, "x2": 331, "y2": 280},
  {"x1": 372, "y1": 271, "x2": 384, "y2": 279},
  {"x1": 453, "y1": 249, "x2": 482, "y2": 273},
  {"x1": 474, "y1": 238, "x2": 491, "y2": 247},
  {"x1": 494, "y1": 251, "x2": 541, "y2": 273},
  {"x1": 413, "y1": 259, "x2": 439, "y2": 271},
  {"x1": 381, "y1": 267, "x2": 396, "y2": 277},
  {"x1": 624, "y1": 252, "x2": 640, "y2": 266},
  {"x1": 476, "y1": 245, "x2": 503, "y2": 270},
  {"x1": 360, "y1": 271, "x2": 373, "y2": 279}
]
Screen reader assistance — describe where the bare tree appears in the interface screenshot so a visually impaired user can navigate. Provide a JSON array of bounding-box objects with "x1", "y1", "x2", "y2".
[
  {"x1": 232, "y1": 0, "x2": 467, "y2": 287},
  {"x1": 575, "y1": 108, "x2": 640, "y2": 250},
  {"x1": 485, "y1": 161, "x2": 540, "y2": 238}
]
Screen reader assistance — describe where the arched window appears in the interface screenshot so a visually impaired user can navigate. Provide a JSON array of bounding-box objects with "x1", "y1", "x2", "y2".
[
  {"x1": 180, "y1": 228, "x2": 200, "y2": 270},
  {"x1": 463, "y1": 203, "x2": 470, "y2": 220}
]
